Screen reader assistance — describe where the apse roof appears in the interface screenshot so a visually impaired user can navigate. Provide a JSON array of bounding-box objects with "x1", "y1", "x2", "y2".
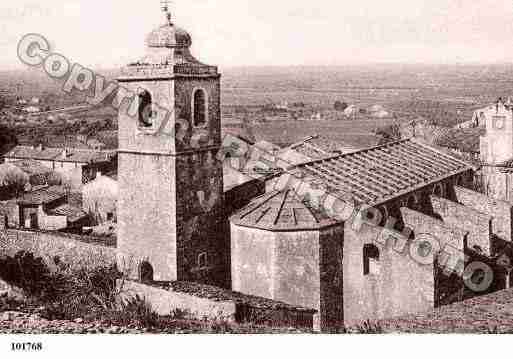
[{"x1": 230, "y1": 189, "x2": 339, "y2": 231}]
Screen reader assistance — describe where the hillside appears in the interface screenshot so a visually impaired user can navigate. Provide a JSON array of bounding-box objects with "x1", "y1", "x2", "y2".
[{"x1": 380, "y1": 289, "x2": 513, "y2": 334}]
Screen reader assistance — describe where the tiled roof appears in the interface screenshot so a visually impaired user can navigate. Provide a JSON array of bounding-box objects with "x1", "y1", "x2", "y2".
[
  {"x1": 287, "y1": 139, "x2": 473, "y2": 207},
  {"x1": 231, "y1": 189, "x2": 338, "y2": 231},
  {"x1": 415, "y1": 125, "x2": 484, "y2": 154},
  {"x1": 288, "y1": 135, "x2": 359, "y2": 159},
  {"x1": 276, "y1": 136, "x2": 360, "y2": 169},
  {"x1": 48, "y1": 204, "x2": 88, "y2": 222},
  {"x1": 18, "y1": 187, "x2": 65, "y2": 206},
  {"x1": 434, "y1": 128, "x2": 485, "y2": 154},
  {"x1": 223, "y1": 163, "x2": 257, "y2": 192},
  {"x1": 10, "y1": 160, "x2": 52, "y2": 176},
  {"x1": 495, "y1": 158, "x2": 513, "y2": 169},
  {"x1": 4, "y1": 146, "x2": 115, "y2": 164},
  {"x1": 10, "y1": 160, "x2": 53, "y2": 186}
]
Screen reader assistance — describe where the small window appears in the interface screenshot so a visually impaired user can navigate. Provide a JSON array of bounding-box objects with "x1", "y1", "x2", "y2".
[
  {"x1": 433, "y1": 183, "x2": 444, "y2": 197},
  {"x1": 107, "y1": 212, "x2": 114, "y2": 221},
  {"x1": 378, "y1": 205, "x2": 388, "y2": 226},
  {"x1": 198, "y1": 252, "x2": 208, "y2": 269},
  {"x1": 138, "y1": 90, "x2": 153, "y2": 128},
  {"x1": 406, "y1": 195, "x2": 417, "y2": 209},
  {"x1": 139, "y1": 261, "x2": 154, "y2": 283},
  {"x1": 193, "y1": 89, "x2": 207, "y2": 127},
  {"x1": 363, "y1": 244, "x2": 380, "y2": 276}
]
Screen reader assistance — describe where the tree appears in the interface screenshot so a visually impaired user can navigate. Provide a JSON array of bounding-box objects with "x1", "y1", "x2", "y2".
[
  {"x1": 0, "y1": 124, "x2": 17, "y2": 156},
  {"x1": 0, "y1": 164, "x2": 29, "y2": 198},
  {"x1": 375, "y1": 123, "x2": 402, "y2": 145},
  {"x1": 334, "y1": 101, "x2": 348, "y2": 112}
]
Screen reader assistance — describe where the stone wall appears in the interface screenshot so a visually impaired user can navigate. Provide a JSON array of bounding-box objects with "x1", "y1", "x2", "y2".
[
  {"x1": 343, "y1": 211, "x2": 451, "y2": 326},
  {"x1": 319, "y1": 226, "x2": 344, "y2": 331},
  {"x1": 481, "y1": 166, "x2": 512, "y2": 201},
  {"x1": 453, "y1": 186, "x2": 513, "y2": 253},
  {"x1": 119, "y1": 280, "x2": 315, "y2": 330},
  {"x1": 175, "y1": 149, "x2": 228, "y2": 288},
  {"x1": 224, "y1": 178, "x2": 265, "y2": 216},
  {"x1": 117, "y1": 153, "x2": 177, "y2": 282},
  {"x1": 401, "y1": 208, "x2": 466, "y2": 273},
  {"x1": 231, "y1": 224, "x2": 343, "y2": 332},
  {"x1": 119, "y1": 280, "x2": 236, "y2": 322},
  {"x1": 429, "y1": 196, "x2": 492, "y2": 256},
  {"x1": 0, "y1": 228, "x2": 115, "y2": 271},
  {"x1": 231, "y1": 225, "x2": 276, "y2": 299}
]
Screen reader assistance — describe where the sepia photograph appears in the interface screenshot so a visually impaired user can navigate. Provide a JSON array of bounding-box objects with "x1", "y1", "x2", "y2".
[{"x1": 0, "y1": 0, "x2": 513, "y2": 356}]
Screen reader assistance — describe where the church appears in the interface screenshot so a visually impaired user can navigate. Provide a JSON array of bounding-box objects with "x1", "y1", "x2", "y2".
[{"x1": 115, "y1": 6, "x2": 513, "y2": 332}]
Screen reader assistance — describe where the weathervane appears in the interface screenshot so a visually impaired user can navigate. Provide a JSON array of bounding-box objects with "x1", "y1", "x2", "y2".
[{"x1": 160, "y1": 0, "x2": 173, "y2": 25}]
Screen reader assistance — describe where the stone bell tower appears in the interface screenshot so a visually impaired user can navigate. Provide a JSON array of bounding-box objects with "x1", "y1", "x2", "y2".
[{"x1": 117, "y1": 5, "x2": 227, "y2": 287}]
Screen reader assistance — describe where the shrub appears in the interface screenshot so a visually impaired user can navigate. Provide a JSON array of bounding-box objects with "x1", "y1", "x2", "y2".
[{"x1": 354, "y1": 320, "x2": 383, "y2": 334}]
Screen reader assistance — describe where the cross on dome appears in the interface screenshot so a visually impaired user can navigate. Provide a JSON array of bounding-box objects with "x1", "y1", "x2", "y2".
[{"x1": 160, "y1": 0, "x2": 173, "y2": 25}]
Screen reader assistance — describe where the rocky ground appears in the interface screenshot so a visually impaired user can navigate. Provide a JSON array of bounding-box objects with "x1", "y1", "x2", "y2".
[
  {"x1": 0, "y1": 310, "x2": 146, "y2": 334},
  {"x1": 0, "y1": 281, "x2": 305, "y2": 334},
  {"x1": 379, "y1": 289, "x2": 513, "y2": 334},
  {"x1": 0, "y1": 310, "x2": 307, "y2": 334}
]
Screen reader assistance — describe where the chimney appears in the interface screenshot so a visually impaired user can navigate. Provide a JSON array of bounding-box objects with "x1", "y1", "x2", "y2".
[
  {"x1": 97, "y1": 171, "x2": 102, "y2": 178},
  {"x1": 36, "y1": 144, "x2": 43, "y2": 151},
  {"x1": 61, "y1": 148, "x2": 68, "y2": 159}
]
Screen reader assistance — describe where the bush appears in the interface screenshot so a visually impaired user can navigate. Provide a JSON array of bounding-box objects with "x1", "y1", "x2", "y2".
[
  {"x1": 39, "y1": 266, "x2": 121, "y2": 321},
  {"x1": 0, "y1": 251, "x2": 52, "y2": 297},
  {"x1": 353, "y1": 320, "x2": 383, "y2": 334}
]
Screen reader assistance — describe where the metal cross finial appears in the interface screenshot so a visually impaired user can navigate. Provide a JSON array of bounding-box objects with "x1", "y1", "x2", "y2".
[{"x1": 160, "y1": 0, "x2": 173, "y2": 25}]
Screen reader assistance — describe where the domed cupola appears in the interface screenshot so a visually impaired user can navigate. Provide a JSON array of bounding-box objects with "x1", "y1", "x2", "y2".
[
  {"x1": 120, "y1": 2, "x2": 218, "y2": 77},
  {"x1": 146, "y1": 23, "x2": 192, "y2": 49}
]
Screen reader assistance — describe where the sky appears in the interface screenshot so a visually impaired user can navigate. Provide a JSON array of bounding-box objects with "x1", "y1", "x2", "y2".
[{"x1": 1, "y1": 0, "x2": 513, "y2": 69}]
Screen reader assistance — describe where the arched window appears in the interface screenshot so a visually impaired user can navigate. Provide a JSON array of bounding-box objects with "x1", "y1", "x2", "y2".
[
  {"x1": 378, "y1": 205, "x2": 388, "y2": 226},
  {"x1": 138, "y1": 90, "x2": 153, "y2": 128},
  {"x1": 139, "y1": 261, "x2": 154, "y2": 283},
  {"x1": 193, "y1": 88, "x2": 207, "y2": 127},
  {"x1": 198, "y1": 252, "x2": 208, "y2": 269},
  {"x1": 363, "y1": 244, "x2": 380, "y2": 275},
  {"x1": 407, "y1": 195, "x2": 417, "y2": 209},
  {"x1": 433, "y1": 183, "x2": 444, "y2": 197}
]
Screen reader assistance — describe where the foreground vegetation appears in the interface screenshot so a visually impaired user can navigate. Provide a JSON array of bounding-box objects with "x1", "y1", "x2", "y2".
[{"x1": 0, "y1": 251, "x2": 309, "y2": 334}]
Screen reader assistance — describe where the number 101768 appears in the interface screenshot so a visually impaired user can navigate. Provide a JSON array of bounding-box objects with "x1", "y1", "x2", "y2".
[{"x1": 11, "y1": 342, "x2": 43, "y2": 351}]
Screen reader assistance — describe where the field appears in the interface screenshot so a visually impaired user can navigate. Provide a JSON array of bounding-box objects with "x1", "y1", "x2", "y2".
[
  {"x1": 2, "y1": 64, "x2": 513, "y2": 150},
  {"x1": 250, "y1": 118, "x2": 395, "y2": 148}
]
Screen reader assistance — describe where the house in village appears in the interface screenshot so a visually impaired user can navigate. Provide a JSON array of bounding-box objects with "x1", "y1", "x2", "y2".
[
  {"x1": 3, "y1": 145, "x2": 117, "y2": 190},
  {"x1": 4, "y1": 186, "x2": 88, "y2": 232},
  {"x1": 9, "y1": 160, "x2": 56, "y2": 188}
]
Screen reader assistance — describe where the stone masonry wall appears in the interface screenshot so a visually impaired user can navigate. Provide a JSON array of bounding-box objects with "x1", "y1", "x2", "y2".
[
  {"x1": 0, "y1": 228, "x2": 115, "y2": 271},
  {"x1": 429, "y1": 196, "x2": 492, "y2": 256},
  {"x1": 117, "y1": 153, "x2": 177, "y2": 282},
  {"x1": 231, "y1": 225, "x2": 276, "y2": 299},
  {"x1": 453, "y1": 186, "x2": 513, "y2": 254},
  {"x1": 401, "y1": 207, "x2": 466, "y2": 271},
  {"x1": 119, "y1": 280, "x2": 236, "y2": 322},
  {"x1": 120, "y1": 280, "x2": 315, "y2": 330},
  {"x1": 319, "y1": 226, "x2": 344, "y2": 331}
]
